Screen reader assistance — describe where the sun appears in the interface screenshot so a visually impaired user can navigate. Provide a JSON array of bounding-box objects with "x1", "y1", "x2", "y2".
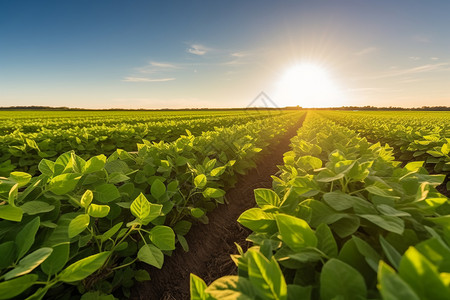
[{"x1": 275, "y1": 63, "x2": 344, "y2": 108}]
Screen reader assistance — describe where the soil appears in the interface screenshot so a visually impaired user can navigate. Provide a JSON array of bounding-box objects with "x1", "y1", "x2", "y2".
[
  {"x1": 437, "y1": 173, "x2": 450, "y2": 198},
  {"x1": 132, "y1": 114, "x2": 306, "y2": 300}
]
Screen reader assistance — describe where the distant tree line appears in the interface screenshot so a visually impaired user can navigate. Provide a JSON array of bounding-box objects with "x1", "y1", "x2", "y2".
[{"x1": 0, "y1": 105, "x2": 449, "y2": 111}]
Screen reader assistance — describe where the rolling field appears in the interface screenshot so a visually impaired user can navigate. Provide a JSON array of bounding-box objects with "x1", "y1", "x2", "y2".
[{"x1": 0, "y1": 110, "x2": 449, "y2": 299}]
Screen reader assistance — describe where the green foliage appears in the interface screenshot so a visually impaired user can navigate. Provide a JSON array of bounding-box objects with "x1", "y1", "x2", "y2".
[
  {"x1": 193, "y1": 112, "x2": 450, "y2": 299},
  {"x1": 0, "y1": 110, "x2": 304, "y2": 299}
]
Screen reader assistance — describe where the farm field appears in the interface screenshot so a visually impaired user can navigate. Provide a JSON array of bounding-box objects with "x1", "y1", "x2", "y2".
[
  {"x1": 0, "y1": 110, "x2": 449, "y2": 299},
  {"x1": 0, "y1": 109, "x2": 304, "y2": 299},
  {"x1": 191, "y1": 111, "x2": 450, "y2": 300},
  {"x1": 4, "y1": 1, "x2": 450, "y2": 299}
]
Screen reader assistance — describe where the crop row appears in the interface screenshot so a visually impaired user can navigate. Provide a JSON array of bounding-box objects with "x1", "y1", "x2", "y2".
[
  {"x1": 191, "y1": 112, "x2": 450, "y2": 299},
  {"x1": 0, "y1": 110, "x2": 269, "y2": 134},
  {"x1": 0, "y1": 112, "x2": 304, "y2": 299},
  {"x1": 319, "y1": 111, "x2": 450, "y2": 175},
  {"x1": 0, "y1": 111, "x2": 287, "y2": 176}
]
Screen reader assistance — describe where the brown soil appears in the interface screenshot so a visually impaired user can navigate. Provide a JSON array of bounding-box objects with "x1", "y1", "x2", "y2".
[
  {"x1": 437, "y1": 173, "x2": 450, "y2": 198},
  {"x1": 132, "y1": 113, "x2": 306, "y2": 300}
]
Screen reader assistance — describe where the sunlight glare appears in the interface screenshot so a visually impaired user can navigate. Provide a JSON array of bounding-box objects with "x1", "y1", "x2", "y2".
[{"x1": 275, "y1": 63, "x2": 344, "y2": 107}]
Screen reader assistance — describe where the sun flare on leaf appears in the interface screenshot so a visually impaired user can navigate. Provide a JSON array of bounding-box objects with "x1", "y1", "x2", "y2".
[{"x1": 275, "y1": 63, "x2": 344, "y2": 108}]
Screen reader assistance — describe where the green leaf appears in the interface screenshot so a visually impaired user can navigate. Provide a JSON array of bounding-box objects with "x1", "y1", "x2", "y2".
[
  {"x1": 83, "y1": 155, "x2": 107, "y2": 174},
  {"x1": 297, "y1": 155, "x2": 322, "y2": 170},
  {"x1": 275, "y1": 214, "x2": 317, "y2": 251},
  {"x1": 194, "y1": 174, "x2": 207, "y2": 189},
  {"x1": 202, "y1": 188, "x2": 225, "y2": 198},
  {"x1": 0, "y1": 205, "x2": 23, "y2": 222},
  {"x1": 376, "y1": 204, "x2": 410, "y2": 217},
  {"x1": 178, "y1": 234, "x2": 189, "y2": 252},
  {"x1": 238, "y1": 208, "x2": 276, "y2": 233},
  {"x1": 174, "y1": 220, "x2": 192, "y2": 235},
  {"x1": 247, "y1": 250, "x2": 287, "y2": 300},
  {"x1": 130, "y1": 193, "x2": 150, "y2": 220},
  {"x1": 316, "y1": 223, "x2": 338, "y2": 258},
  {"x1": 8, "y1": 183, "x2": 18, "y2": 205},
  {"x1": 135, "y1": 269, "x2": 151, "y2": 282},
  {"x1": 101, "y1": 222, "x2": 123, "y2": 243},
  {"x1": 88, "y1": 204, "x2": 110, "y2": 218},
  {"x1": 59, "y1": 251, "x2": 111, "y2": 282},
  {"x1": 9, "y1": 171, "x2": 32, "y2": 187},
  {"x1": 287, "y1": 284, "x2": 312, "y2": 300},
  {"x1": 288, "y1": 248, "x2": 323, "y2": 263},
  {"x1": 68, "y1": 214, "x2": 90, "y2": 238},
  {"x1": 206, "y1": 276, "x2": 256, "y2": 300},
  {"x1": 48, "y1": 173, "x2": 81, "y2": 195},
  {"x1": 190, "y1": 273, "x2": 209, "y2": 300},
  {"x1": 80, "y1": 190, "x2": 93, "y2": 208},
  {"x1": 330, "y1": 215, "x2": 360, "y2": 238},
  {"x1": 210, "y1": 166, "x2": 226, "y2": 177},
  {"x1": 41, "y1": 243, "x2": 69, "y2": 276},
  {"x1": 141, "y1": 203, "x2": 163, "y2": 225},
  {"x1": 398, "y1": 247, "x2": 449, "y2": 300},
  {"x1": 323, "y1": 191, "x2": 355, "y2": 211},
  {"x1": 378, "y1": 261, "x2": 420, "y2": 300},
  {"x1": 38, "y1": 159, "x2": 54, "y2": 176},
  {"x1": 21, "y1": 201, "x2": 55, "y2": 215},
  {"x1": 359, "y1": 214, "x2": 404, "y2": 235},
  {"x1": 108, "y1": 172, "x2": 130, "y2": 184},
  {"x1": 416, "y1": 238, "x2": 450, "y2": 272},
  {"x1": 365, "y1": 185, "x2": 399, "y2": 200},
  {"x1": 191, "y1": 207, "x2": 205, "y2": 218},
  {"x1": 0, "y1": 274, "x2": 38, "y2": 300},
  {"x1": 137, "y1": 244, "x2": 164, "y2": 269},
  {"x1": 255, "y1": 188, "x2": 281, "y2": 209},
  {"x1": 4, "y1": 247, "x2": 53, "y2": 280},
  {"x1": 320, "y1": 259, "x2": 367, "y2": 300},
  {"x1": 380, "y1": 235, "x2": 402, "y2": 270},
  {"x1": 94, "y1": 183, "x2": 120, "y2": 203},
  {"x1": 151, "y1": 179, "x2": 166, "y2": 199},
  {"x1": 0, "y1": 241, "x2": 15, "y2": 269},
  {"x1": 16, "y1": 216, "x2": 40, "y2": 259},
  {"x1": 80, "y1": 291, "x2": 116, "y2": 300},
  {"x1": 150, "y1": 225, "x2": 176, "y2": 250},
  {"x1": 352, "y1": 236, "x2": 381, "y2": 271}
]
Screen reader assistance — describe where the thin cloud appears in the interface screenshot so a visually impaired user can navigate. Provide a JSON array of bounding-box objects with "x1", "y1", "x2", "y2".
[
  {"x1": 371, "y1": 63, "x2": 449, "y2": 79},
  {"x1": 187, "y1": 44, "x2": 209, "y2": 55},
  {"x1": 430, "y1": 57, "x2": 439, "y2": 60},
  {"x1": 409, "y1": 56, "x2": 421, "y2": 61},
  {"x1": 149, "y1": 61, "x2": 178, "y2": 68},
  {"x1": 122, "y1": 77, "x2": 175, "y2": 82},
  {"x1": 223, "y1": 51, "x2": 253, "y2": 65},
  {"x1": 136, "y1": 61, "x2": 180, "y2": 74},
  {"x1": 355, "y1": 47, "x2": 378, "y2": 56},
  {"x1": 231, "y1": 52, "x2": 247, "y2": 58}
]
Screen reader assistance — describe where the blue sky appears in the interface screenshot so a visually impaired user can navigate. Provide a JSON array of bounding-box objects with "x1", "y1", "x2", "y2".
[{"x1": 1, "y1": 0, "x2": 450, "y2": 108}]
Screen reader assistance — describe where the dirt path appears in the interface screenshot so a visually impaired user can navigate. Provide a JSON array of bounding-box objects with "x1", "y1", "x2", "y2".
[{"x1": 132, "y1": 113, "x2": 306, "y2": 300}]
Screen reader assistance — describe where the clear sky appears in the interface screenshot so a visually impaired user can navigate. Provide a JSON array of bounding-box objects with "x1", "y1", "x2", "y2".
[{"x1": 1, "y1": 0, "x2": 449, "y2": 109}]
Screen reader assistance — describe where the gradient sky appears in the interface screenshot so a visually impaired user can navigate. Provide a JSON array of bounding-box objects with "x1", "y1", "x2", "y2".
[{"x1": 1, "y1": 0, "x2": 449, "y2": 109}]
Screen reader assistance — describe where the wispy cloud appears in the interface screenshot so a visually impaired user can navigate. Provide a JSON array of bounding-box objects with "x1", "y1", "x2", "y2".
[
  {"x1": 231, "y1": 52, "x2": 247, "y2": 58},
  {"x1": 409, "y1": 56, "x2": 421, "y2": 61},
  {"x1": 122, "y1": 77, "x2": 175, "y2": 82},
  {"x1": 354, "y1": 47, "x2": 378, "y2": 56},
  {"x1": 149, "y1": 61, "x2": 178, "y2": 68},
  {"x1": 187, "y1": 44, "x2": 209, "y2": 55},
  {"x1": 430, "y1": 57, "x2": 439, "y2": 60},
  {"x1": 371, "y1": 63, "x2": 449, "y2": 79},
  {"x1": 223, "y1": 51, "x2": 253, "y2": 65},
  {"x1": 136, "y1": 61, "x2": 180, "y2": 74}
]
